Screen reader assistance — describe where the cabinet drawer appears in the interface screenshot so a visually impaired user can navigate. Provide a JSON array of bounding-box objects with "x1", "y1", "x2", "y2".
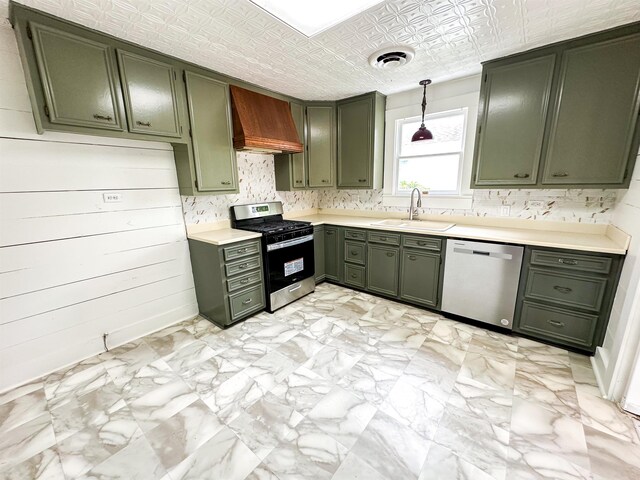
[
  {"x1": 402, "y1": 235, "x2": 442, "y2": 252},
  {"x1": 530, "y1": 250, "x2": 612, "y2": 274},
  {"x1": 227, "y1": 269, "x2": 262, "y2": 293},
  {"x1": 223, "y1": 240, "x2": 260, "y2": 262},
  {"x1": 344, "y1": 264, "x2": 366, "y2": 289},
  {"x1": 229, "y1": 284, "x2": 265, "y2": 320},
  {"x1": 344, "y1": 229, "x2": 366, "y2": 241},
  {"x1": 225, "y1": 256, "x2": 261, "y2": 277},
  {"x1": 519, "y1": 301, "x2": 598, "y2": 348},
  {"x1": 344, "y1": 241, "x2": 366, "y2": 265},
  {"x1": 368, "y1": 231, "x2": 400, "y2": 246},
  {"x1": 525, "y1": 268, "x2": 607, "y2": 312}
]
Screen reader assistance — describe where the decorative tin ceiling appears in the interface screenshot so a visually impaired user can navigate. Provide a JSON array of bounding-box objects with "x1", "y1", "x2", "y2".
[{"x1": 5, "y1": 0, "x2": 640, "y2": 100}]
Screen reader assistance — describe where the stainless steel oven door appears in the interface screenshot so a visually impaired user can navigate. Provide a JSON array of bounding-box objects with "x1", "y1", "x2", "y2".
[{"x1": 265, "y1": 234, "x2": 315, "y2": 294}]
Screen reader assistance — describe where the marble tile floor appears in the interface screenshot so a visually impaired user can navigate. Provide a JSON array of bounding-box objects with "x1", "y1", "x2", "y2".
[{"x1": 1, "y1": 283, "x2": 640, "y2": 480}]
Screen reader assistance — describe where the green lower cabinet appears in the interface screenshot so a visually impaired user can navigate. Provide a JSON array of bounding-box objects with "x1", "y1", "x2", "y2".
[
  {"x1": 344, "y1": 263, "x2": 366, "y2": 289},
  {"x1": 314, "y1": 225, "x2": 326, "y2": 283},
  {"x1": 324, "y1": 226, "x2": 341, "y2": 282},
  {"x1": 399, "y1": 249, "x2": 440, "y2": 308},
  {"x1": 514, "y1": 247, "x2": 623, "y2": 353},
  {"x1": 367, "y1": 244, "x2": 399, "y2": 297}
]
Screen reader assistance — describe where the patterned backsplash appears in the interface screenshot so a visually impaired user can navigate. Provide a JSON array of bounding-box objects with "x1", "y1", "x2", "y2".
[{"x1": 181, "y1": 152, "x2": 618, "y2": 225}]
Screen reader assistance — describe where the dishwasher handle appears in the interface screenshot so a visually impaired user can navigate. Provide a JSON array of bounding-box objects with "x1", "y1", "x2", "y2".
[{"x1": 452, "y1": 246, "x2": 514, "y2": 260}]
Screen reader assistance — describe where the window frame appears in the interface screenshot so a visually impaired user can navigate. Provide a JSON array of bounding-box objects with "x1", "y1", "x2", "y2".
[
  {"x1": 382, "y1": 88, "x2": 480, "y2": 210},
  {"x1": 393, "y1": 108, "x2": 468, "y2": 196}
]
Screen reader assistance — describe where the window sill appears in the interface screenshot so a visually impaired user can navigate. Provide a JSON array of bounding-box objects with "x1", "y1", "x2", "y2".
[{"x1": 382, "y1": 194, "x2": 473, "y2": 210}]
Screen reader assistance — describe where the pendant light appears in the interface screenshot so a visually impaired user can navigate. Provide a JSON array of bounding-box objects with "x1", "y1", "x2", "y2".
[{"x1": 411, "y1": 79, "x2": 433, "y2": 142}]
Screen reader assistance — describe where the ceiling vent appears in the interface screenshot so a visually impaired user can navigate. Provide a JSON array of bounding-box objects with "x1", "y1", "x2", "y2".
[{"x1": 368, "y1": 46, "x2": 415, "y2": 69}]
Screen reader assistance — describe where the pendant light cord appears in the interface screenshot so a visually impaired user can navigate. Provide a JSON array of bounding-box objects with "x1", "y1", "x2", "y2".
[{"x1": 420, "y1": 82, "x2": 427, "y2": 126}]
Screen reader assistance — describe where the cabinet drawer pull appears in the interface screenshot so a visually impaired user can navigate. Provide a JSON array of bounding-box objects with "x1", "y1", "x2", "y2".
[
  {"x1": 221, "y1": 180, "x2": 232, "y2": 185},
  {"x1": 417, "y1": 241, "x2": 427, "y2": 246},
  {"x1": 238, "y1": 263, "x2": 249, "y2": 269},
  {"x1": 553, "y1": 285, "x2": 573, "y2": 294},
  {"x1": 547, "y1": 319, "x2": 565, "y2": 328},
  {"x1": 240, "y1": 279, "x2": 249, "y2": 285},
  {"x1": 558, "y1": 258, "x2": 578, "y2": 266},
  {"x1": 350, "y1": 250, "x2": 359, "y2": 255},
  {"x1": 351, "y1": 273, "x2": 357, "y2": 278},
  {"x1": 379, "y1": 236, "x2": 388, "y2": 241},
  {"x1": 513, "y1": 173, "x2": 530, "y2": 179},
  {"x1": 136, "y1": 120, "x2": 152, "y2": 127},
  {"x1": 408, "y1": 255, "x2": 417, "y2": 261},
  {"x1": 358, "y1": 179, "x2": 367, "y2": 182},
  {"x1": 321, "y1": 179, "x2": 329, "y2": 183},
  {"x1": 386, "y1": 252, "x2": 394, "y2": 257},
  {"x1": 236, "y1": 248, "x2": 248, "y2": 254},
  {"x1": 242, "y1": 298, "x2": 253, "y2": 305},
  {"x1": 552, "y1": 172, "x2": 569, "y2": 178},
  {"x1": 93, "y1": 114, "x2": 113, "y2": 121}
]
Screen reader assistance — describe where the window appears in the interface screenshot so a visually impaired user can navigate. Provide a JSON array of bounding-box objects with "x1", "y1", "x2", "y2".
[{"x1": 394, "y1": 108, "x2": 468, "y2": 196}]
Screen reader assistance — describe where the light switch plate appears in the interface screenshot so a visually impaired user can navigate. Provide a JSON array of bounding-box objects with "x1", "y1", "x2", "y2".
[
  {"x1": 500, "y1": 205, "x2": 511, "y2": 216},
  {"x1": 103, "y1": 192, "x2": 122, "y2": 203}
]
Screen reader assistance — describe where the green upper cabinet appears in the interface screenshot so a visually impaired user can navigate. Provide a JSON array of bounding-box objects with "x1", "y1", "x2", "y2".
[
  {"x1": 337, "y1": 92, "x2": 385, "y2": 189},
  {"x1": 116, "y1": 50, "x2": 181, "y2": 138},
  {"x1": 183, "y1": 71, "x2": 237, "y2": 192},
  {"x1": 473, "y1": 55, "x2": 555, "y2": 186},
  {"x1": 472, "y1": 24, "x2": 640, "y2": 189},
  {"x1": 275, "y1": 101, "x2": 307, "y2": 190},
  {"x1": 307, "y1": 105, "x2": 336, "y2": 188},
  {"x1": 541, "y1": 34, "x2": 640, "y2": 185},
  {"x1": 29, "y1": 23, "x2": 123, "y2": 131}
]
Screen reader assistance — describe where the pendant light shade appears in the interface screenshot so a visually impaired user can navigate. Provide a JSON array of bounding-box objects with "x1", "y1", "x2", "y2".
[{"x1": 411, "y1": 79, "x2": 433, "y2": 142}]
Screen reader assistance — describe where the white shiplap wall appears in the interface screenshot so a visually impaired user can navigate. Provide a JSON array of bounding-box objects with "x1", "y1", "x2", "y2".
[{"x1": 0, "y1": 16, "x2": 198, "y2": 392}]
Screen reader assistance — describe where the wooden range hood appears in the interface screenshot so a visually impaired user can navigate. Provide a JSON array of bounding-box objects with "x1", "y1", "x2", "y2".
[{"x1": 229, "y1": 85, "x2": 303, "y2": 154}]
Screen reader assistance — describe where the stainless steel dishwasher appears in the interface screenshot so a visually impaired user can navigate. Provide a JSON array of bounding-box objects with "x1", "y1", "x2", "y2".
[{"x1": 441, "y1": 239, "x2": 524, "y2": 329}]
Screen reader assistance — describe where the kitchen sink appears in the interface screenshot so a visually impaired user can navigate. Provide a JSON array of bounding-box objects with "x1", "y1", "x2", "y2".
[{"x1": 370, "y1": 219, "x2": 455, "y2": 231}]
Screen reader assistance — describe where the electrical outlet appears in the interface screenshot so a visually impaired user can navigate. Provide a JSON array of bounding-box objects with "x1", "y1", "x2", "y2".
[
  {"x1": 500, "y1": 205, "x2": 511, "y2": 216},
  {"x1": 527, "y1": 200, "x2": 545, "y2": 209},
  {"x1": 103, "y1": 192, "x2": 122, "y2": 203}
]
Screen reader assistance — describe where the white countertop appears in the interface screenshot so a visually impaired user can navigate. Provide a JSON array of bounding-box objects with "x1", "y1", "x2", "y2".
[
  {"x1": 187, "y1": 228, "x2": 261, "y2": 246},
  {"x1": 186, "y1": 212, "x2": 629, "y2": 254},
  {"x1": 293, "y1": 214, "x2": 629, "y2": 255}
]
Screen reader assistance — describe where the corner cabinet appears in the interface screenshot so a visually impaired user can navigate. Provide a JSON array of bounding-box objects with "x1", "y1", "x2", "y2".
[
  {"x1": 181, "y1": 71, "x2": 237, "y2": 193},
  {"x1": 472, "y1": 24, "x2": 640, "y2": 189},
  {"x1": 336, "y1": 92, "x2": 385, "y2": 189},
  {"x1": 306, "y1": 105, "x2": 336, "y2": 188}
]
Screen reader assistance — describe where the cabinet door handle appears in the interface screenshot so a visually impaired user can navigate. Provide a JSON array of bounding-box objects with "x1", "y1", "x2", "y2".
[
  {"x1": 558, "y1": 258, "x2": 578, "y2": 266},
  {"x1": 386, "y1": 252, "x2": 394, "y2": 257},
  {"x1": 351, "y1": 250, "x2": 359, "y2": 255},
  {"x1": 547, "y1": 319, "x2": 565, "y2": 328},
  {"x1": 513, "y1": 173, "x2": 530, "y2": 179},
  {"x1": 93, "y1": 114, "x2": 113, "y2": 121},
  {"x1": 358, "y1": 179, "x2": 367, "y2": 182},
  {"x1": 408, "y1": 255, "x2": 417, "y2": 261},
  {"x1": 295, "y1": 180, "x2": 302, "y2": 184},
  {"x1": 553, "y1": 285, "x2": 573, "y2": 294},
  {"x1": 351, "y1": 273, "x2": 357, "y2": 278},
  {"x1": 242, "y1": 298, "x2": 253, "y2": 305},
  {"x1": 221, "y1": 181, "x2": 232, "y2": 185},
  {"x1": 326, "y1": 231, "x2": 335, "y2": 235},
  {"x1": 552, "y1": 172, "x2": 569, "y2": 178},
  {"x1": 136, "y1": 120, "x2": 152, "y2": 127}
]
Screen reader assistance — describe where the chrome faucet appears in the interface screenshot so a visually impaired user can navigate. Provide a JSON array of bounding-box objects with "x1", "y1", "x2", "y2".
[{"x1": 409, "y1": 187, "x2": 422, "y2": 220}]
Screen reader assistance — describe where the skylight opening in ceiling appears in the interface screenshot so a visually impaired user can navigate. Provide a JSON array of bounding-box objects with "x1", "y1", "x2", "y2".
[{"x1": 249, "y1": 0, "x2": 385, "y2": 37}]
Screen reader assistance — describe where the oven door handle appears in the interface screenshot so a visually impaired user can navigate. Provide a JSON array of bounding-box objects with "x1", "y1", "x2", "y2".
[{"x1": 266, "y1": 234, "x2": 314, "y2": 251}]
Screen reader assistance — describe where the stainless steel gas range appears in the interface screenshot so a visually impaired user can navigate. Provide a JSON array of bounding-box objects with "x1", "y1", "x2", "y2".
[{"x1": 230, "y1": 202, "x2": 315, "y2": 312}]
